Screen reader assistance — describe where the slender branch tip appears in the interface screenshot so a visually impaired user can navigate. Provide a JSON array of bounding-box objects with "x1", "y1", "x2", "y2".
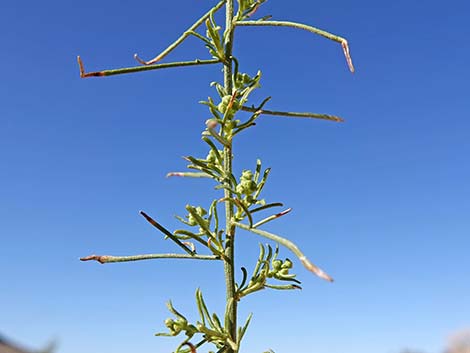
[
  {"x1": 241, "y1": 106, "x2": 344, "y2": 123},
  {"x1": 278, "y1": 208, "x2": 292, "y2": 217},
  {"x1": 80, "y1": 255, "x2": 107, "y2": 264},
  {"x1": 167, "y1": 172, "x2": 181, "y2": 178},
  {"x1": 77, "y1": 56, "x2": 85, "y2": 78},
  {"x1": 341, "y1": 40, "x2": 355, "y2": 73},
  {"x1": 134, "y1": 53, "x2": 156, "y2": 65}
]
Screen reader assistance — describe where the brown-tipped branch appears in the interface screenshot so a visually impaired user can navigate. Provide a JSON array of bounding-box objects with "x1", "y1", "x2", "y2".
[
  {"x1": 252, "y1": 208, "x2": 292, "y2": 228},
  {"x1": 77, "y1": 57, "x2": 220, "y2": 78},
  {"x1": 235, "y1": 20, "x2": 355, "y2": 73},
  {"x1": 241, "y1": 106, "x2": 344, "y2": 123},
  {"x1": 80, "y1": 253, "x2": 220, "y2": 264},
  {"x1": 134, "y1": 0, "x2": 227, "y2": 65},
  {"x1": 233, "y1": 222, "x2": 333, "y2": 282},
  {"x1": 140, "y1": 211, "x2": 196, "y2": 255}
]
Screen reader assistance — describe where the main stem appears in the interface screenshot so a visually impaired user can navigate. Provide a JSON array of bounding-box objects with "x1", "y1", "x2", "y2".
[{"x1": 223, "y1": 1, "x2": 237, "y2": 352}]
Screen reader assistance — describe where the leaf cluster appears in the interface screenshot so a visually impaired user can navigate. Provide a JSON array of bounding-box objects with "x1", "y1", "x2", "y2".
[{"x1": 157, "y1": 289, "x2": 252, "y2": 353}]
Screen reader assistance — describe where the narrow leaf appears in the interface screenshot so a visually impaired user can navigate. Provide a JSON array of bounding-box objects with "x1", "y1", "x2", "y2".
[
  {"x1": 140, "y1": 211, "x2": 195, "y2": 255},
  {"x1": 250, "y1": 203, "x2": 283, "y2": 214},
  {"x1": 237, "y1": 313, "x2": 253, "y2": 344}
]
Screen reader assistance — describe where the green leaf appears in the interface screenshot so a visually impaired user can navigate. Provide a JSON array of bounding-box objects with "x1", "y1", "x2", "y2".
[
  {"x1": 200, "y1": 97, "x2": 223, "y2": 120},
  {"x1": 254, "y1": 159, "x2": 262, "y2": 183},
  {"x1": 167, "y1": 300, "x2": 187, "y2": 321},
  {"x1": 208, "y1": 200, "x2": 220, "y2": 234},
  {"x1": 186, "y1": 205, "x2": 215, "y2": 239},
  {"x1": 140, "y1": 211, "x2": 195, "y2": 255},
  {"x1": 202, "y1": 137, "x2": 223, "y2": 165},
  {"x1": 212, "y1": 313, "x2": 224, "y2": 333},
  {"x1": 238, "y1": 266, "x2": 248, "y2": 291},
  {"x1": 224, "y1": 298, "x2": 235, "y2": 331},
  {"x1": 196, "y1": 288, "x2": 216, "y2": 329},
  {"x1": 175, "y1": 215, "x2": 193, "y2": 227},
  {"x1": 237, "y1": 312, "x2": 253, "y2": 345},
  {"x1": 253, "y1": 167, "x2": 271, "y2": 199},
  {"x1": 186, "y1": 156, "x2": 224, "y2": 176},
  {"x1": 264, "y1": 283, "x2": 302, "y2": 290},
  {"x1": 211, "y1": 81, "x2": 227, "y2": 98}
]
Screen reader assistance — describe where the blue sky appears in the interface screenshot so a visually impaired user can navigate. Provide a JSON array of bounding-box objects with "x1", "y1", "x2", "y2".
[{"x1": 1, "y1": 1, "x2": 469, "y2": 353}]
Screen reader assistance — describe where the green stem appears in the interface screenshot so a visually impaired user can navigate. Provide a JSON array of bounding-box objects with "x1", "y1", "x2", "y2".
[
  {"x1": 78, "y1": 57, "x2": 220, "y2": 78},
  {"x1": 134, "y1": 0, "x2": 228, "y2": 65},
  {"x1": 241, "y1": 106, "x2": 344, "y2": 123},
  {"x1": 223, "y1": 1, "x2": 237, "y2": 352},
  {"x1": 235, "y1": 20, "x2": 355, "y2": 72},
  {"x1": 79, "y1": 253, "x2": 220, "y2": 264}
]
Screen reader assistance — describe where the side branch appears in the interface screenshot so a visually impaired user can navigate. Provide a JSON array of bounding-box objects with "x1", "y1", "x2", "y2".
[
  {"x1": 234, "y1": 222, "x2": 333, "y2": 282},
  {"x1": 167, "y1": 172, "x2": 212, "y2": 178},
  {"x1": 252, "y1": 208, "x2": 292, "y2": 228},
  {"x1": 134, "y1": 0, "x2": 227, "y2": 65},
  {"x1": 77, "y1": 57, "x2": 220, "y2": 78},
  {"x1": 80, "y1": 253, "x2": 220, "y2": 264},
  {"x1": 241, "y1": 106, "x2": 344, "y2": 123},
  {"x1": 235, "y1": 20, "x2": 355, "y2": 73}
]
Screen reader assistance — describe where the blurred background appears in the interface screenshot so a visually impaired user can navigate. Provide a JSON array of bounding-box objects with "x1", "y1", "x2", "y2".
[{"x1": 1, "y1": 0, "x2": 469, "y2": 352}]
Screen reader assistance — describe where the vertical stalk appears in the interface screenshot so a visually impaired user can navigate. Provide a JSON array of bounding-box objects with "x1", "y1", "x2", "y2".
[{"x1": 223, "y1": 1, "x2": 237, "y2": 352}]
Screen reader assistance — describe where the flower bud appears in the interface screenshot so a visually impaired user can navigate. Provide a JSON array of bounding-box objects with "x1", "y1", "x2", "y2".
[
  {"x1": 281, "y1": 259, "x2": 293, "y2": 269},
  {"x1": 242, "y1": 73, "x2": 252, "y2": 85},
  {"x1": 217, "y1": 95, "x2": 231, "y2": 113},
  {"x1": 206, "y1": 149, "x2": 218, "y2": 164},
  {"x1": 272, "y1": 259, "x2": 282, "y2": 271},
  {"x1": 241, "y1": 170, "x2": 253, "y2": 181},
  {"x1": 187, "y1": 213, "x2": 198, "y2": 226},
  {"x1": 164, "y1": 318, "x2": 174, "y2": 329},
  {"x1": 217, "y1": 95, "x2": 240, "y2": 114},
  {"x1": 196, "y1": 206, "x2": 207, "y2": 217}
]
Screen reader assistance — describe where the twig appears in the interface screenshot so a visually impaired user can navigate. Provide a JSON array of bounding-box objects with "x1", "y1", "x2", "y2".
[
  {"x1": 241, "y1": 105, "x2": 344, "y2": 122},
  {"x1": 167, "y1": 172, "x2": 212, "y2": 178},
  {"x1": 234, "y1": 222, "x2": 333, "y2": 282},
  {"x1": 134, "y1": 0, "x2": 227, "y2": 65},
  {"x1": 252, "y1": 208, "x2": 292, "y2": 228},
  {"x1": 80, "y1": 253, "x2": 220, "y2": 264},
  {"x1": 235, "y1": 20, "x2": 355, "y2": 73},
  {"x1": 77, "y1": 57, "x2": 220, "y2": 78}
]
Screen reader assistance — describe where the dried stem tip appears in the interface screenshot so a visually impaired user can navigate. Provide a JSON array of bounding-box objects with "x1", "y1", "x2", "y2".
[
  {"x1": 341, "y1": 40, "x2": 355, "y2": 73},
  {"x1": 80, "y1": 255, "x2": 108, "y2": 264}
]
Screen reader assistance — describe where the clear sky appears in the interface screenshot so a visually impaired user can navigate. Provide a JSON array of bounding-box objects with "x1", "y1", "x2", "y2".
[{"x1": 1, "y1": 1, "x2": 469, "y2": 353}]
